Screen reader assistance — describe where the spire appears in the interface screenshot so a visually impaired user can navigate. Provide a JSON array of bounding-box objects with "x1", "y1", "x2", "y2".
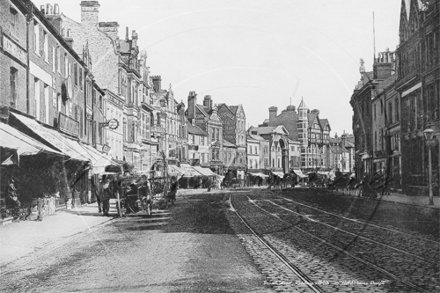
[{"x1": 298, "y1": 97, "x2": 307, "y2": 110}]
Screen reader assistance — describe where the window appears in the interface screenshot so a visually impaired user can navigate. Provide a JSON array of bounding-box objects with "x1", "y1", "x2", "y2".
[
  {"x1": 56, "y1": 47, "x2": 61, "y2": 72},
  {"x1": 34, "y1": 78, "x2": 40, "y2": 120},
  {"x1": 10, "y1": 67, "x2": 17, "y2": 107},
  {"x1": 10, "y1": 8, "x2": 18, "y2": 36},
  {"x1": 43, "y1": 31, "x2": 48, "y2": 62},
  {"x1": 34, "y1": 21, "x2": 40, "y2": 55},
  {"x1": 44, "y1": 84, "x2": 49, "y2": 124},
  {"x1": 64, "y1": 53, "x2": 68, "y2": 77},
  {"x1": 74, "y1": 64, "x2": 78, "y2": 86},
  {"x1": 52, "y1": 47, "x2": 56, "y2": 71},
  {"x1": 79, "y1": 68, "x2": 83, "y2": 89}
]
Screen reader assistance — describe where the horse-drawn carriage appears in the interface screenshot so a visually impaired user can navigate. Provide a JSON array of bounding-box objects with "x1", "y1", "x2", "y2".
[{"x1": 116, "y1": 175, "x2": 173, "y2": 216}]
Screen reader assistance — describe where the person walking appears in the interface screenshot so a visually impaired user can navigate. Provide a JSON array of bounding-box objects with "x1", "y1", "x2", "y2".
[{"x1": 101, "y1": 180, "x2": 111, "y2": 216}]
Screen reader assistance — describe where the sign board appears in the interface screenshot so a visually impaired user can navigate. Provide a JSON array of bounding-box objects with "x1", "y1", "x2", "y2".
[
  {"x1": 102, "y1": 144, "x2": 111, "y2": 154},
  {"x1": 3, "y1": 35, "x2": 27, "y2": 65},
  {"x1": 58, "y1": 112, "x2": 80, "y2": 137}
]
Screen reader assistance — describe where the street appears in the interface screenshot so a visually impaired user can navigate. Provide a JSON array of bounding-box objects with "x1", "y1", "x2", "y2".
[
  {"x1": 1, "y1": 188, "x2": 439, "y2": 292},
  {"x1": 0, "y1": 192, "x2": 270, "y2": 293}
]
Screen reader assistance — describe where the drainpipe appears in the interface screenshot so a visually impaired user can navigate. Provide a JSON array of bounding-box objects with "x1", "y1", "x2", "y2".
[{"x1": 26, "y1": 8, "x2": 33, "y2": 115}]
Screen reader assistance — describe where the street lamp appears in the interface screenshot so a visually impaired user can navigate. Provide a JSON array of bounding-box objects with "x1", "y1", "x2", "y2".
[{"x1": 424, "y1": 128, "x2": 435, "y2": 205}]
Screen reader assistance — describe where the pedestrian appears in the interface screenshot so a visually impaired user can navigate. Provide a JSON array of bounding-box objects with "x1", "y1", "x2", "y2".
[
  {"x1": 37, "y1": 195, "x2": 45, "y2": 221},
  {"x1": 96, "y1": 177, "x2": 103, "y2": 213},
  {"x1": 101, "y1": 180, "x2": 111, "y2": 216}
]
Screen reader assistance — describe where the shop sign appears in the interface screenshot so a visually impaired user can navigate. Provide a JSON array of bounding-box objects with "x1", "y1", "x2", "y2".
[
  {"x1": 58, "y1": 112, "x2": 79, "y2": 137},
  {"x1": 3, "y1": 35, "x2": 27, "y2": 65},
  {"x1": 102, "y1": 144, "x2": 111, "y2": 154}
]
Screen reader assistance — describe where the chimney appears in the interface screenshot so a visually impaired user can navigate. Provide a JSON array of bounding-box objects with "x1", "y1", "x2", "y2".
[
  {"x1": 341, "y1": 133, "x2": 347, "y2": 148},
  {"x1": 286, "y1": 105, "x2": 295, "y2": 111},
  {"x1": 46, "y1": 4, "x2": 53, "y2": 15},
  {"x1": 98, "y1": 22, "x2": 119, "y2": 42},
  {"x1": 269, "y1": 106, "x2": 278, "y2": 121},
  {"x1": 151, "y1": 76, "x2": 161, "y2": 92},
  {"x1": 188, "y1": 91, "x2": 197, "y2": 122},
  {"x1": 203, "y1": 95, "x2": 212, "y2": 110},
  {"x1": 373, "y1": 48, "x2": 395, "y2": 79},
  {"x1": 45, "y1": 4, "x2": 62, "y2": 34},
  {"x1": 80, "y1": 1, "x2": 100, "y2": 25},
  {"x1": 132, "y1": 30, "x2": 138, "y2": 48}
]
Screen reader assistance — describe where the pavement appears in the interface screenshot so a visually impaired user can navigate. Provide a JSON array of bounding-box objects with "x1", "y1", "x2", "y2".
[
  {"x1": 1, "y1": 187, "x2": 438, "y2": 271},
  {"x1": 0, "y1": 200, "x2": 118, "y2": 269},
  {"x1": 333, "y1": 188, "x2": 440, "y2": 209}
]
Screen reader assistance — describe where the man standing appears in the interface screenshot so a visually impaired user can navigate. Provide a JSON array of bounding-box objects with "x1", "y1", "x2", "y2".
[
  {"x1": 37, "y1": 195, "x2": 45, "y2": 221},
  {"x1": 101, "y1": 180, "x2": 111, "y2": 216}
]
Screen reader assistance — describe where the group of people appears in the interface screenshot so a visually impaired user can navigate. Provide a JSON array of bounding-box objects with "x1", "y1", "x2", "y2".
[
  {"x1": 6, "y1": 178, "x2": 46, "y2": 221},
  {"x1": 94, "y1": 175, "x2": 180, "y2": 216}
]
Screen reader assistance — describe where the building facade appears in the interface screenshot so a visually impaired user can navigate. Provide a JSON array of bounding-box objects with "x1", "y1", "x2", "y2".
[{"x1": 395, "y1": 0, "x2": 439, "y2": 195}]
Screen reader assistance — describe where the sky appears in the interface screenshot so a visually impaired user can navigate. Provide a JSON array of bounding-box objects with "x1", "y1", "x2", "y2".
[{"x1": 34, "y1": 0, "x2": 402, "y2": 136}]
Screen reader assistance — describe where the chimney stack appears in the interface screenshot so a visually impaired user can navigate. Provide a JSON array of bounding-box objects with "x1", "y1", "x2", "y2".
[
  {"x1": 203, "y1": 95, "x2": 212, "y2": 110},
  {"x1": 269, "y1": 106, "x2": 278, "y2": 121},
  {"x1": 188, "y1": 91, "x2": 197, "y2": 122},
  {"x1": 151, "y1": 76, "x2": 161, "y2": 92},
  {"x1": 373, "y1": 48, "x2": 395, "y2": 79},
  {"x1": 80, "y1": 1, "x2": 100, "y2": 25}
]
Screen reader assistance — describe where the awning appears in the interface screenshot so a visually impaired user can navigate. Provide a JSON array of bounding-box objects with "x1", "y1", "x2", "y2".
[
  {"x1": 293, "y1": 169, "x2": 307, "y2": 178},
  {"x1": 272, "y1": 171, "x2": 284, "y2": 178},
  {"x1": 10, "y1": 112, "x2": 89, "y2": 161},
  {"x1": 192, "y1": 166, "x2": 217, "y2": 177},
  {"x1": 249, "y1": 172, "x2": 269, "y2": 178},
  {"x1": 180, "y1": 164, "x2": 203, "y2": 177},
  {"x1": 79, "y1": 143, "x2": 121, "y2": 174},
  {"x1": 0, "y1": 122, "x2": 63, "y2": 156},
  {"x1": 168, "y1": 164, "x2": 185, "y2": 176}
]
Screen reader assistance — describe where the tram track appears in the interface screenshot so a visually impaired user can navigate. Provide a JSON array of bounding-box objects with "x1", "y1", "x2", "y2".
[
  {"x1": 265, "y1": 199, "x2": 435, "y2": 264},
  {"x1": 230, "y1": 193, "x2": 435, "y2": 293},
  {"x1": 228, "y1": 196, "x2": 325, "y2": 293},
  {"x1": 278, "y1": 195, "x2": 440, "y2": 245}
]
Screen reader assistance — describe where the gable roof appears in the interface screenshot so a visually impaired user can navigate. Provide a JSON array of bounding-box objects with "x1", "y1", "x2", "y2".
[
  {"x1": 319, "y1": 119, "x2": 330, "y2": 130},
  {"x1": 186, "y1": 121, "x2": 208, "y2": 136}
]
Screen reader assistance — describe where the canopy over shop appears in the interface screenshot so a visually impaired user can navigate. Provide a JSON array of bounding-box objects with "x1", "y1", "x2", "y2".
[{"x1": 5, "y1": 111, "x2": 121, "y2": 207}]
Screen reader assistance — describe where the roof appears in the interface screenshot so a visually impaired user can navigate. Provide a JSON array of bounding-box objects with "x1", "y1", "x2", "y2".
[
  {"x1": 247, "y1": 132, "x2": 265, "y2": 141},
  {"x1": 186, "y1": 121, "x2": 208, "y2": 136},
  {"x1": 319, "y1": 119, "x2": 329, "y2": 130},
  {"x1": 298, "y1": 98, "x2": 307, "y2": 110},
  {"x1": 254, "y1": 126, "x2": 276, "y2": 135},
  {"x1": 222, "y1": 139, "x2": 237, "y2": 148},
  {"x1": 229, "y1": 106, "x2": 238, "y2": 114}
]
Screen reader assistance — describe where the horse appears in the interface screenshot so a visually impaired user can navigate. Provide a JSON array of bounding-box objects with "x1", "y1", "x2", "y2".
[{"x1": 281, "y1": 172, "x2": 297, "y2": 189}]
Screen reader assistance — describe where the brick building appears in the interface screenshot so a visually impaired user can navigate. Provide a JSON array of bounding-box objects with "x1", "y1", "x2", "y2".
[
  {"x1": 0, "y1": 0, "x2": 28, "y2": 113},
  {"x1": 217, "y1": 103, "x2": 246, "y2": 177},
  {"x1": 187, "y1": 92, "x2": 224, "y2": 174},
  {"x1": 51, "y1": 1, "x2": 156, "y2": 173}
]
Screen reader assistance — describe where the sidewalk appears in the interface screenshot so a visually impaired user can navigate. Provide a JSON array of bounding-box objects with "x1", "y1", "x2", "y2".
[
  {"x1": 0, "y1": 200, "x2": 118, "y2": 269},
  {"x1": 334, "y1": 189, "x2": 440, "y2": 209}
]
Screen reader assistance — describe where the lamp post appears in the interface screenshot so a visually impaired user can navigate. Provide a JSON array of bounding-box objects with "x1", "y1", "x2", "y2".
[{"x1": 424, "y1": 128, "x2": 435, "y2": 205}]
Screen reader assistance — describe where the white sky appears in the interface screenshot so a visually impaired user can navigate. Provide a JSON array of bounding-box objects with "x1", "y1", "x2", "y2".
[{"x1": 34, "y1": 0, "x2": 401, "y2": 136}]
